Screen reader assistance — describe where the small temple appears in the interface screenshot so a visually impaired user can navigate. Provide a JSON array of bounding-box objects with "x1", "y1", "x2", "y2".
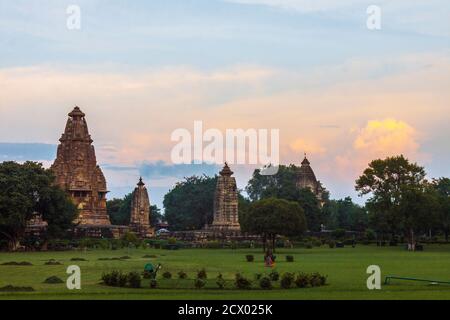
[
  {"x1": 129, "y1": 177, "x2": 154, "y2": 238},
  {"x1": 296, "y1": 154, "x2": 326, "y2": 206},
  {"x1": 51, "y1": 107, "x2": 111, "y2": 226},
  {"x1": 208, "y1": 163, "x2": 240, "y2": 231}
]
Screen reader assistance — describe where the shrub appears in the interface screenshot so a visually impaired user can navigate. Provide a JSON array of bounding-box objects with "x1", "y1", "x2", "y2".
[
  {"x1": 259, "y1": 276, "x2": 272, "y2": 290},
  {"x1": 168, "y1": 237, "x2": 177, "y2": 245},
  {"x1": 328, "y1": 240, "x2": 336, "y2": 248},
  {"x1": 118, "y1": 272, "x2": 128, "y2": 287},
  {"x1": 0, "y1": 285, "x2": 34, "y2": 292},
  {"x1": 310, "y1": 273, "x2": 324, "y2": 287},
  {"x1": 162, "y1": 271, "x2": 172, "y2": 279},
  {"x1": 1, "y1": 261, "x2": 33, "y2": 266},
  {"x1": 45, "y1": 260, "x2": 62, "y2": 265},
  {"x1": 246, "y1": 255, "x2": 254, "y2": 262},
  {"x1": 305, "y1": 242, "x2": 313, "y2": 249},
  {"x1": 43, "y1": 276, "x2": 64, "y2": 284},
  {"x1": 178, "y1": 271, "x2": 187, "y2": 279},
  {"x1": 150, "y1": 279, "x2": 157, "y2": 288},
  {"x1": 332, "y1": 228, "x2": 346, "y2": 240},
  {"x1": 127, "y1": 272, "x2": 141, "y2": 288},
  {"x1": 269, "y1": 270, "x2": 279, "y2": 281},
  {"x1": 312, "y1": 239, "x2": 322, "y2": 247},
  {"x1": 197, "y1": 268, "x2": 207, "y2": 280},
  {"x1": 295, "y1": 273, "x2": 310, "y2": 288},
  {"x1": 286, "y1": 255, "x2": 294, "y2": 262},
  {"x1": 216, "y1": 273, "x2": 226, "y2": 289},
  {"x1": 194, "y1": 278, "x2": 206, "y2": 289},
  {"x1": 254, "y1": 273, "x2": 263, "y2": 280},
  {"x1": 235, "y1": 273, "x2": 252, "y2": 290},
  {"x1": 71, "y1": 258, "x2": 87, "y2": 261},
  {"x1": 280, "y1": 272, "x2": 295, "y2": 289},
  {"x1": 119, "y1": 256, "x2": 131, "y2": 260}
]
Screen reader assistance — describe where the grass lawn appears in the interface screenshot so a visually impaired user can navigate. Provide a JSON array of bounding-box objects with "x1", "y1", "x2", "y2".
[{"x1": 0, "y1": 244, "x2": 449, "y2": 300}]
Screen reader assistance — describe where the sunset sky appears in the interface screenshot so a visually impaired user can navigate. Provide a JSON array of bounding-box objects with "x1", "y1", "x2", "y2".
[{"x1": 0, "y1": 0, "x2": 449, "y2": 209}]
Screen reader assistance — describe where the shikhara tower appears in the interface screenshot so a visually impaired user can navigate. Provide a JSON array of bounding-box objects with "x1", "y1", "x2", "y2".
[
  {"x1": 130, "y1": 177, "x2": 153, "y2": 237},
  {"x1": 51, "y1": 106, "x2": 111, "y2": 225},
  {"x1": 210, "y1": 163, "x2": 240, "y2": 231},
  {"x1": 296, "y1": 154, "x2": 326, "y2": 206}
]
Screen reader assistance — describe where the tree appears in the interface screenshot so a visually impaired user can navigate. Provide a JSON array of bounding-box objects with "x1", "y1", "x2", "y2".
[
  {"x1": 107, "y1": 194, "x2": 132, "y2": 225},
  {"x1": 298, "y1": 188, "x2": 322, "y2": 231},
  {"x1": 322, "y1": 197, "x2": 368, "y2": 231},
  {"x1": 431, "y1": 178, "x2": 450, "y2": 241},
  {"x1": 240, "y1": 198, "x2": 307, "y2": 252},
  {"x1": 355, "y1": 155, "x2": 430, "y2": 245},
  {"x1": 163, "y1": 175, "x2": 218, "y2": 231},
  {"x1": 0, "y1": 161, "x2": 77, "y2": 251},
  {"x1": 107, "y1": 194, "x2": 162, "y2": 227},
  {"x1": 246, "y1": 165, "x2": 300, "y2": 202}
]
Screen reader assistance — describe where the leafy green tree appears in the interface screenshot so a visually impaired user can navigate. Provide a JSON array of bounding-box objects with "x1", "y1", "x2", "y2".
[
  {"x1": 246, "y1": 165, "x2": 300, "y2": 202},
  {"x1": 298, "y1": 188, "x2": 322, "y2": 231},
  {"x1": 107, "y1": 194, "x2": 162, "y2": 227},
  {"x1": 164, "y1": 175, "x2": 218, "y2": 231},
  {"x1": 322, "y1": 197, "x2": 368, "y2": 231},
  {"x1": 355, "y1": 155, "x2": 428, "y2": 243},
  {"x1": 431, "y1": 178, "x2": 450, "y2": 241},
  {"x1": 240, "y1": 198, "x2": 307, "y2": 252},
  {"x1": 107, "y1": 194, "x2": 132, "y2": 225},
  {"x1": 0, "y1": 161, "x2": 77, "y2": 251}
]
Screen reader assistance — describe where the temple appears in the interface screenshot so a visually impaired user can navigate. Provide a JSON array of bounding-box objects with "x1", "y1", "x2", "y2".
[
  {"x1": 129, "y1": 177, "x2": 154, "y2": 238},
  {"x1": 208, "y1": 163, "x2": 240, "y2": 231},
  {"x1": 50, "y1": 107, "x2": 111, "y2": 225},
  {"x1": 296, "y1": 154, "x2": 326, "y2": 206}
]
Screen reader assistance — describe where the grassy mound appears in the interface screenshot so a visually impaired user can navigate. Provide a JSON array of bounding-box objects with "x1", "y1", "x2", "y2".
[
  {"x1": 43, "y1": 276, "x2": 64, "y2": 284},
  {"x1": 1, "y1": 261, "x2": 33, "y2": 266},
  {"x1": 0, "y1": 285, "x2": 34, "y2": 292}
]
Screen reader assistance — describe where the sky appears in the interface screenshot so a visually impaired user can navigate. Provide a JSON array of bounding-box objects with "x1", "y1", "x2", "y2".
[{"x1": 0, "y1": 0, "x2": 449, "y2": 210}]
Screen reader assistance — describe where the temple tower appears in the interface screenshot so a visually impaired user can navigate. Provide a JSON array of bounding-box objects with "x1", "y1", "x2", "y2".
[
  {"x1": 130, "y1": 177, "x2": 153, "y2": 237},
  {"x1": 210, "y1": 163, "x2": 240, "y2": 231},
  {"x1": 51, "y1": 106, "x2": 111, "y2": 225},
  {"x1": 296, "y1": 154, "x2": 326, "y2": 206}
]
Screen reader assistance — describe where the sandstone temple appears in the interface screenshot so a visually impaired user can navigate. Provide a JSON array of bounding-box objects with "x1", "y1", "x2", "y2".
[
  {"x1": 129, "y1": 177, "x2": 154, "y2": 238},
  {"x1": 296, "y1": 154, "x2": 327, "y2": 206},
  {"x1": 51, "y1": 107, "x2": 111, "y2": 226},
  {"x1": 208, "y1": 163, "x2": 240, "y2": 231}
]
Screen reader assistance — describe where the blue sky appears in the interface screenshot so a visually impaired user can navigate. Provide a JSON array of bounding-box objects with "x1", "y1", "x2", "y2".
[{"x1": 0, "y1": 0, "x2": 449, "y2": 209}]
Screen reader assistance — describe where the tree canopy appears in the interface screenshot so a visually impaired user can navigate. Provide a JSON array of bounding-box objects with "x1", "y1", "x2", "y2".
[
  {"x1": 240, "y1": 197, "x2": 307, "y2": 251},
  {"x1": 163, "y1": 175, "x2": 218, "y2": 231},
  {"x1": 0, "y1": 161, "x2": 77, "y2": 250}
]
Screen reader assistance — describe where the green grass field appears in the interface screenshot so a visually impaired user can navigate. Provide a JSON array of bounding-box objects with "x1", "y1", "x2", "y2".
[{"x1": 0, "y1": 245, "x2": 449, "y2": 300}]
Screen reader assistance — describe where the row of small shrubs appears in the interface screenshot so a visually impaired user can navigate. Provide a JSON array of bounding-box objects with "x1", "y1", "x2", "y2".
[
  {"x1": 1, "y1": 261, "x2": 33, "y2": 266},
  {"x1": 161, "y1": 268, "x2": 207, "y2": 280},
  {"x1": 246, "y1": 255, "x2": 295, "y2": 262},
  {"x1": 0, "y1": 285, "x2": 35, "y2": 292},
  {"x1": 101, "y1": 270, "x2": 142, "y2": 288}
]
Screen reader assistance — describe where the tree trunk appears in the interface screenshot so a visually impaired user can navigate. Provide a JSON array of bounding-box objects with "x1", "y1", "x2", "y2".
[
  {"x1": 409, "y1": 228, "x2": 415, "y2": 251},
  {"x1": 8, "y1": 238, "x2": 21, "y2": 252}
]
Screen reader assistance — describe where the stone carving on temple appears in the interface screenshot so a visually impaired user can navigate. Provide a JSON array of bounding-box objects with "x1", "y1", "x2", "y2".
[
  {"x1": 130, "y1": 177, "x2": 154, "y2": 237},
  {"x1": 209, "y1": 163, "x2": 240, "y2": 231},
  {"x1": 50, "y1": 107, "x2": 111, "y2": 225},
  {"x1": 296, "y1": 154, "x2": 327, "y2": 206}
]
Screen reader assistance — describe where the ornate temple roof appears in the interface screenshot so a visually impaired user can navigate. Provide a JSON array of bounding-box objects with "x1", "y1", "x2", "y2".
[
  {"x1": 60, "y1": 106, "x2": 92, "y2": 143},
  {"x1": 219, "y1": 162, "x2": 234, "y2": 176},
  {"x1": 297, "y1": 155, "x2": 318, "y2": 184}
]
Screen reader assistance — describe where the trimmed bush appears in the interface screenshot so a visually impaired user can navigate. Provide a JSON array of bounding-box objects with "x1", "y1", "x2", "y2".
[
  {"x1": 328, "y1": 240, "x2": 336, "y2": 248},
  {"x1": 197, "y1": 268, "x2": 207, "y2": 279},
  {"x1": 246, "y1": 255, "x2": 254, "y2": 262},
  {"x1": 286, "y1": 255, "x2": 294, "y2": 262},
  {"x1": 280, "y1": 272, "x2": 295, "y2": 289},
  {"x1": 194, "y1": 278, "x2": 206, "y2": 289},
  {"x1": 43, "y1": 276, "x2": 64, "y2": 284},
  {"x1": 0, "y1": 285, "x2": 34, "y2": 292},
  {"x1": 150, "y1": 279, "x2": 157, "y2": 288},
  {"x1": 71, "y1": 258, "x2": 87, "y2": 261},
  {"x1": 235, "y1": 273, "x2": 252, "y2": 290},
  {"x1": 119, "y1": 256, "x2": 131, "y2": 260},
  {"x1": 269, "y1": 270, "x2": 279, "y2": 281},
  {"x1": 45, "y1": 260, "x2": 62, "y2": 265},
  {"x1": 259, "y1": 276, "x2": 272, "y2": 290},
  {"x1": 216, "y1": 273, "x2": 226, "y2": 289},
  {"x1": 127, "y1": 272, "x2": 142, "y2": 288},
  {"x1": 178, "y1": 271, "x2": 187, "y2": 279},
  {"x1": 1, "y1": 261, "x2": 33, "y2": 266},
  {"x1": 162, "y1": 271, "x2": 172, "y2": 279},
  {"x1": 295, "y1": 273, "x2": 310, "y2": 288},
  {"x1": 305, "y1": 242, "x2": 313, "y2": 249}
]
